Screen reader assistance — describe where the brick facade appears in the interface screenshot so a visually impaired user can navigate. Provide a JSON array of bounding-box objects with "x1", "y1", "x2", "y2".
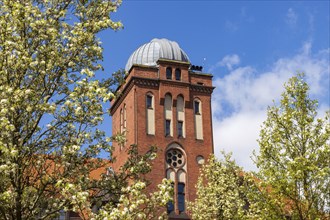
[{"x1": 110, "y1": 58, "x2": 214, "y2": 218}]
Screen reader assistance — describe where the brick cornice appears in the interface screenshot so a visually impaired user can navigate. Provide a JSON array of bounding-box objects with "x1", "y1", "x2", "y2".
[
  {"x1": 135, "y1": 77, "x2": 159, "y2": 88},
  {"x1": 110, "y1": 77, "x2": 214, "y2": 115},
  {"x1": 110, "y1": 77, "x2": 159, "y2": 115},
  {"x1": 190, "y1": 84, "x2": 215, "y2": 94},
  {"x1": 189, "y1": 71, "x2": 213, "y2": 78},
  {"x1": 160, "y1": 79, "x2": 190, "y2": 88}
]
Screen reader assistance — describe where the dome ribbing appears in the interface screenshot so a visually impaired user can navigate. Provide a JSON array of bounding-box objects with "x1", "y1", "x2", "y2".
[{"x1": 125, "y1": 38, "x2": 190, "y2": 71}]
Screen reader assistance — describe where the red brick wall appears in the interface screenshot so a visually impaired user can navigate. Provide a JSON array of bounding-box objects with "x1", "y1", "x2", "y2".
[
  {"x1": 110, "y1": 61, "x2": 214, "y2": 216},
  {"x1": 111, "y1": 85, "x2": 137, "y2": 171},
  {"x1": 189, "y1": 73, "x2": 213, "y2": 86}
]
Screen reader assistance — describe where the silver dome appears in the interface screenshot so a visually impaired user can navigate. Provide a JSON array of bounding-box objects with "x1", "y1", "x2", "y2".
[{"x1": 125, "y1": 38, "x2": 190, "y2": 71}]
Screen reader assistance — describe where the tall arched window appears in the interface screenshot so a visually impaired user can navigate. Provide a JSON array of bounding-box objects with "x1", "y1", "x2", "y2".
[
  {"x1": 120, "y1": 108, "x2": 123, "y2": 133},
  {"x1": 166, "y1": 67, "x2": 172, "y2": 80},
  {"x1": 119, "y1": 108, "x2": 124, "y2": 150},
  {"x1": 165, "y1": 143, "x2": 187, "y2": 214},
  {"x1": 175, "y1": 68, "x2": 181, "y2": 81},
  {"x1": 176, "y1": 95, "x2": 185, "y2": 138},
  {"x1": 194, "y1": 98, "x2": 203, "y2": 140},
  {"x1": 123, "y1": 104, "x2": 127, "y2": 132},
  {"x1": 164, "y1": 93, "x2": 173, "y2": 136},
  {"x1": 123, "y1": 104, "x2": 127, "y2": 148},
  {"x1": 146, "y1": 93, "x2": 155, "y2": 135}
]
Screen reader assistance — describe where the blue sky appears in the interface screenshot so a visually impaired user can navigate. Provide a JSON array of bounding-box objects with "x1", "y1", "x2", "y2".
[{"x1": 97, "y1": 1, "x2": 330, "y2": 170}]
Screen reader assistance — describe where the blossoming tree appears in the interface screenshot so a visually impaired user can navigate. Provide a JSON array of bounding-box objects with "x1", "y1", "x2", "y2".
[
  {"x1": 0, "y1": 1, "x2": 171, "y2": 219},
  {"x1": 188, "y1": 153, "x2": 249, "y2": 220},
  {"x1": 189, "y1": 74, "x2": 329, "y2": 220},
  {"x1": 252, "y1": 73, "x2": 330, "y2": 219}
]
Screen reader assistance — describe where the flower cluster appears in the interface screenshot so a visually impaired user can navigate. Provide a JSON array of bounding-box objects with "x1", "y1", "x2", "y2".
[
  {"x1": 0, "y1": 0, "x2": 123, "y2": 219},
  {"x1": 94, "y1": 179, "x2": 173, "y2": 220}
]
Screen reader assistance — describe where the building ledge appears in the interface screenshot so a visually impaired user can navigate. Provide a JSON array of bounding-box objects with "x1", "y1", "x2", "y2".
[{"x1": 168, "y1": 211, "x2": 190, "y2": 220}]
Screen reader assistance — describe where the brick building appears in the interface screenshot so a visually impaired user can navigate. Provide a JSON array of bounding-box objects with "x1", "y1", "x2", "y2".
[{"x1": 110, "y1": 38, "x2": 215, "y2": 219}]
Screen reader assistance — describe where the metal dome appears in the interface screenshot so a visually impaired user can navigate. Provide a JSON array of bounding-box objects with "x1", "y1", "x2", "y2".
[{"x1": 125, "y1": 38, "x2": 190, "y2": 71}]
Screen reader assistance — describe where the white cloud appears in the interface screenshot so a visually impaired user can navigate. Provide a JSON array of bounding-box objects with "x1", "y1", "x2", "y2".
[
  {"x1": 213, "y1": 110, "x2": 266, "y2": 170},
  {"x1": 212, "y1": 42, "x2": 330, "y2": 171},
  {"x1": 208, "y1": 54, "x2": 240, "y2": 73},
  {"x1": 220, "y1": 54, "x2": 240, "y2": 71},
  {"x1": 286, "y1": 8, "x2": 298, "y2": 26}
]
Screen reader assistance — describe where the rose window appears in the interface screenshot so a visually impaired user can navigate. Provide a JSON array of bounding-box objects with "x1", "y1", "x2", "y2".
[{"x1": 166, "y1": 149, "x2": 185, "y2": 168}]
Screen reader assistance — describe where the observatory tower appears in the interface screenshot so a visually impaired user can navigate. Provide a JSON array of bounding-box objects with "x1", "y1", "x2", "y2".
[{"x1": 110, "y1": 38, "x2": 214, "y2": 219}]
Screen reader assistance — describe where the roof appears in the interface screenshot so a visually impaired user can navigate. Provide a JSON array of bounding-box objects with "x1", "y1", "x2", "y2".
[{"x1": 125, "y1": 38, "x2": 190, "y2": 71}]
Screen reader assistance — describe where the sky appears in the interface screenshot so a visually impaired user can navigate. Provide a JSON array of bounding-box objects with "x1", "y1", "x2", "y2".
[{"x1": 97, "y1": 1, "x2": 330, "y2": 170}]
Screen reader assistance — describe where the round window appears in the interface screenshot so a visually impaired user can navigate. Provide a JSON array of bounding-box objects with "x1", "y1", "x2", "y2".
[
  {"x1": 196, "y1": 155, "x2": 205, "y2": 165},
  {"x1": 166, "y1": 149, "x2": 185, "y2": 168}
]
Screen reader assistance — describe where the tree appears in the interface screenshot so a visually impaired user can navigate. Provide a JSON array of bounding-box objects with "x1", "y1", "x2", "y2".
[
  {"x1": 188, "y1": 153, "x2": 249, "y2": 220},
  {"x1": 90, "y1": 145, "x2": 173, "y2": 220},
  {"x1": 95, "y1": 178, "x2": 173, "y2": 220},
  {"x1": 0, "y1": 1, "x2": 172, "y2": 219},
  {"x1": 106, "y1": 68, "x2": 127, "y2": 93},
  {"x1": 189, "y1": 74, "x2": 329, "y2": 220},
  {"x1": 252, "y1": 73, "x2": 330, "y2": 219}
]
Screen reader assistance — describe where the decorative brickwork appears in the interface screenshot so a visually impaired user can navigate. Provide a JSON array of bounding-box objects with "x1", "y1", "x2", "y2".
[{"x1": 110, "y1": 56, "x2": 214, "y2": 219}]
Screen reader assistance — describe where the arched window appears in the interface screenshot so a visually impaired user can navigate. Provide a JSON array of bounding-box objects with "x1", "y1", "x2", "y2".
[
  {"x1": 165, "y1": 144, "x2": 187, "y2": 214},
  {"x1": 120, "y1": 108, "x2": 123, "y2": 133},
  {"x1": 119, "y1": 105, "x2": 127, "y2": 150},
  {"x1": 122, "y1": 104, "x2": 127, "y2": 148},
  {"x1": 194, "y1": 100, "x2": 201, "y2": 114},
  {"x1": 166, "y1": 67, "x2": 172, "y2": 80},
  {"x1": 175, "y1": 68, "x2": 181, "y2": 81},
  {"x1": 194, "y1": 98, "x2": 203, "y2": 140},
  {"x1": 166, "y1": 168, "x2": 175, "y2": 213},
  {"x1": 146, "y1": 93, "x2": 155, "y2": 135},
  {"x1": 123, "y1": 104, "x2": 127, "y2": 131},
  {"x1": 176, "y1": 95, "x2": 185, "y2": 138},
  {"x1": 196, "y1": 155, "x2": 205, "y2": 165},
  {"x1": 164, "y1": 93, "x2": 173, "y2": 136}
]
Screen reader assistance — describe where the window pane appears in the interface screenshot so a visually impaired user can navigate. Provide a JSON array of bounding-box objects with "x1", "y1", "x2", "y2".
[
  {"x1": 166, "y1": 67, "x2": 172, "y2": 79},
  {"x1": 146, "y1": 95, "x2": 152, "y2": 108},
  {"x1": 178, "y1": 183, "x2": 185, "y2": 212},
  {"x1": 165, "y1": 120, "x2": 171, "y2": 136},
  {"x1": 124, "y1": 105, "x2": 127, "y2": 128},
  {"x1": 178, "y1": 121, "x2": 183, "y2": 137},
  {"x1": 175, "y1": 69, "x2": 181, "y2": 80},
  {"x1": 167, "y1": 182, "x2": 175, "y2": 213},
  {"x1": 194, "y1": 101, "x2": 200, "y2": 114},
  {"x1": 178, "y1": 195, "x2": 185, "y2": 212},
  {"x1": 178, "y1": 182, "x2": 185, "y2": 193},
  {"x1": 120, "y1": 109, "x2": 123, "y2": 132},
  {"x1": 167, "y1": 201, "x2": 174, "y2": 213}
]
